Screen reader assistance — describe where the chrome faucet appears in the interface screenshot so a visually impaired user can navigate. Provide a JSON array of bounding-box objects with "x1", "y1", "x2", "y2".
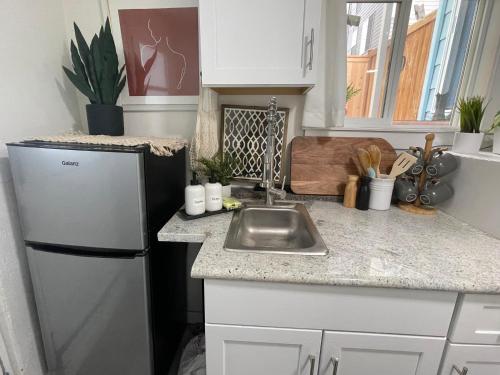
[{"x1": 261, "y1": 97, "x2": 286, "y2": 205}]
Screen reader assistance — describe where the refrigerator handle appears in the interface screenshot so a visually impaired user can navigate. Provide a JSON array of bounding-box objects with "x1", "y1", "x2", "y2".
[{"x1": 26, "y1": 242, "x2": 146, "y2": 258}]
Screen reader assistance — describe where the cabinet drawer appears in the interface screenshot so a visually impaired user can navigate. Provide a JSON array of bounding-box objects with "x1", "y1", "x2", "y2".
[
  {"x1": 439, "y1": 342, "x2": 500, "y2": 375},
  {"x1": 205, "y1": 280, "x2": 457, "y2": 336},
  {"x1": 450, "y1": 294, "x2": 500, "y2": 344}
]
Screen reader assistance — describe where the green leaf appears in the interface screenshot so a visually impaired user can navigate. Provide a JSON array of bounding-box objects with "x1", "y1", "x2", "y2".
[
  {"x1": 104, "y1": 18, "x2": 119, "y2": 71},
  {"x1": 63, "y1": 67, "x2": 97, "y2": 102},
  {"x1": 114, "y1": 76, "x2": 127, "y2": 104},
  {"x1": 113, "y1": 65, "x2": 126, "y2": 103},
  {"x1": 70, "y1": 40, "x2": 90, "y2": 86},
  {"x1": 90, "y1": 35, "x2": 103, "y2": 103}
]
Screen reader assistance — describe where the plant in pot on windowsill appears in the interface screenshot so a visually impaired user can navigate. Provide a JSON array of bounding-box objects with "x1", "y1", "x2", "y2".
[
  {"x1": 198, "y1": 153, "x2": 238, "y2": 198},
  {"x1": 453, "y1": 96, "x2": 487, "y2": 154},
  {"x1": 488, "y1": 111, "x2": 500, "y2": 154},
  {"x1": 63, "y1": 19, "x2": 126, "y2": 136}
]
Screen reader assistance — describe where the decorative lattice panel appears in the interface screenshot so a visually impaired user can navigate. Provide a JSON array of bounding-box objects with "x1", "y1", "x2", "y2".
[{"x1": 222, "y1": 105, "x2": 289, "y2": 183}]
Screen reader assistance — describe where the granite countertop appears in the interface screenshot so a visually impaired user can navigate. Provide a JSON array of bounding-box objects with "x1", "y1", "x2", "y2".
[{"x1": 158, "y1": 199, "x2": 500, "y2": 294}]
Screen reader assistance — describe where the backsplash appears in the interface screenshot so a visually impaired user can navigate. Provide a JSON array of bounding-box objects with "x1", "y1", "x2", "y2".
[{"x1": 441, "y1": 152, "x2": 500, "y2": 239}]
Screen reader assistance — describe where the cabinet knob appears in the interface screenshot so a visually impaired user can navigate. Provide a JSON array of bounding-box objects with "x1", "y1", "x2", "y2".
[
  {"x1": 452, "y1": 365, "x2": 468, "y2": 375},
  {"x1": 330, "y1": 357, "x2": 339, "y2": 375}
]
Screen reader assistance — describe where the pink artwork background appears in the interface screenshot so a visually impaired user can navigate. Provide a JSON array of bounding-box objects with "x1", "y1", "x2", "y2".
[{"x1": 118, "y1": 8, "x2": 199, "y2": 97}]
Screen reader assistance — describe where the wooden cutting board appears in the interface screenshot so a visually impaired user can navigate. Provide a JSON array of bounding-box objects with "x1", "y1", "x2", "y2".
[{"x1": 290, "y1": 136, "x2": 397, "y2": 195}]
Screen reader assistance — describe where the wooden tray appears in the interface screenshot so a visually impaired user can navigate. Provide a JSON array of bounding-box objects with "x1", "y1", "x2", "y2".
[
  {"x1": 290, "y1": 136, "x2": 397, "y2": 195},
  {"x1": 178, "y1": 208, "x2": 237, "y2": 221}
]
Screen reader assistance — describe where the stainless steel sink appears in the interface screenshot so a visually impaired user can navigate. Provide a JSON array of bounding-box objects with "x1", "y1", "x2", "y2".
[{"x1": 224, "y1": 203, "x2": 328, "y2": 255}]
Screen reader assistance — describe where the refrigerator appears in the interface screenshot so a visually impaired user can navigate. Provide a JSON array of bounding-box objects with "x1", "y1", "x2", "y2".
[{"x1": 7, "y1": 141, "x2": 186, "y2": 375}]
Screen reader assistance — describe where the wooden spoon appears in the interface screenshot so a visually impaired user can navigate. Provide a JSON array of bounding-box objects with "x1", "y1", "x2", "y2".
[
  {"x1": 367, "y1": 145, "x2": 382, "y2": 177},
  {"x1": 356, "y1": 148, "x2": 372, "y2": 176},
  {"x1": 389, "y1": 152, "x2": 418, "y2": 178}
]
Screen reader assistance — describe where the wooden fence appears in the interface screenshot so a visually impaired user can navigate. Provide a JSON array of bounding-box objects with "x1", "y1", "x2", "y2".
[{"x1": 346, "y1": 11, "x2": 436, "y2": 120}]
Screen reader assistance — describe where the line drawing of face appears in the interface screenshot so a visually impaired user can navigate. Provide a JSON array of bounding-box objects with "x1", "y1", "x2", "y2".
[{"x1": 140, "y1": 18, "x2": 187, "y2": 90}]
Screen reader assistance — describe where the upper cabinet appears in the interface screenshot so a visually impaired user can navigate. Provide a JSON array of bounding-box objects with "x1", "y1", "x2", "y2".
[{"x1": 199, "y1": 0, "x2": 322, "y2": 87}]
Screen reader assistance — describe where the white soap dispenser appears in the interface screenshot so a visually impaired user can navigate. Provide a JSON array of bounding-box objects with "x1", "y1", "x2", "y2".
[
  {"x1": 205, "y1": 174, "x2": 223, "y2": 211},
  {"x1": 185, "y1": 172, "x2": 205, "y2": 215}
]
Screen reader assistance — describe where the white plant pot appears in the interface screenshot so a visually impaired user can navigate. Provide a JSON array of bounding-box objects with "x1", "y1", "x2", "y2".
[
  {"x1": 494, "y1": 129, "x2": 500, "y2": 155},
  {"x1": 221, "y1": 184, "x2": 231, "y2": 198},
  {"x1": 452, "y1": 132, "x2": 484, "y2": 154}
]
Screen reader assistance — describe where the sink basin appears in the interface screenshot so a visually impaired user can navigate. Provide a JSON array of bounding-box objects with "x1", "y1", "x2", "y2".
[{"x1": 224, "y1": 203, "x2": 328, "y2": 255}]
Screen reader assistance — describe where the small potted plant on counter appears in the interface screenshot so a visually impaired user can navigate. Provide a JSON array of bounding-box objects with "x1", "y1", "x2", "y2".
[
  {"x1": 489, "y1": 111, "x2": 500, "y2": 154},
  {"x1": 453, "y1": 96, "x2": 487, "y2": 154},
  {"x1": 199, "y1": 153, "x2": 237, "y2": 197},
  {"x1": 63, "y1": 19, "x2": 126, "y2": 136}
]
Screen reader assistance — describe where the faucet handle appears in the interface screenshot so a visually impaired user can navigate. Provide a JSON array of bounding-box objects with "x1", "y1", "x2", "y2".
[{"x1": 281, "y1": 176, "x2": 286, "y2": 191}]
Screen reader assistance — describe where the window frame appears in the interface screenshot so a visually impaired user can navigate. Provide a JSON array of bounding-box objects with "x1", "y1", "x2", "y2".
[{"x1": 344, "y1": 0, "x2": 481, "y2": 130}]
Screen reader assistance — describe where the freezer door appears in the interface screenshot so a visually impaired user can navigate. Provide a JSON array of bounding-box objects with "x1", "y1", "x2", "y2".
[
  {"x1": 7, "y1": 146, "x2": 147, "y2": 250},
  {"x1": 27, "y1": 246, "x2": 153, "y2": 375}
]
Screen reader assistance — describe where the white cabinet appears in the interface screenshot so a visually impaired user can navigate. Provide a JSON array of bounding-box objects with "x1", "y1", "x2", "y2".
[
  {"x1": 440, "y1": 343, "x2": 500, "y2": 375},
  {"x1": 318, "y1": 331, "x2": 446, "y2": 375},
  {"x1": 199, "y1": 0, "x2": 322, "y2": 86},
  {"x1": 205, "y1": 324, "x2": 322, "y2": 375},
  {"x1": 449, "y1": 294, "x2": 500, "y2": 345}
]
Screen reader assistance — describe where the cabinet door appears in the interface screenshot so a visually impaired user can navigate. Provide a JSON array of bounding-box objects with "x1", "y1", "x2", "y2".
[
  {"x1": 199, "y1": 0, "x2": 321, "y2": 86},
  {"x1": 319, "y1": 331, "x2": 446, "y2": 375},
  {"x1": 205, "y1": 324, "x2": 322, "y2": 375},
  {"x1": 440, "y1": 343, "x2": 500, "y2": 375}
]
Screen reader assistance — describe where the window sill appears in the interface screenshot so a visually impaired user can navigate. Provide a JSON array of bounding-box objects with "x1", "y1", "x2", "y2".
[
  {"x1": 302, "y1": 125, "x2": 457, "y2": 133},
  {"x1": 449, "y1": 151, "x2": 500, "y2": 162}
]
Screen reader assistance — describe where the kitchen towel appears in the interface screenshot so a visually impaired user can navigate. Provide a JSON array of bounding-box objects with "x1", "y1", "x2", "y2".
[
  {"x1": 190, "y1": 83, "x2": 219, "y2": 169},
  {"x1": 30, "y1": 134, "x2": 187, "y2": 157}
]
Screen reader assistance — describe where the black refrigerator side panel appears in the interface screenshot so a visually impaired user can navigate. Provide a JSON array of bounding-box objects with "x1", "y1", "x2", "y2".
[
  {"x1": 143, "y1": 147, "x2": 186, "y2": 240},
  {"x1": 143, "y1": 148, "x2": 188, "y2": 374},
  {"x1": 150, "y1": 242, "x2": 188, "y2": 374}
]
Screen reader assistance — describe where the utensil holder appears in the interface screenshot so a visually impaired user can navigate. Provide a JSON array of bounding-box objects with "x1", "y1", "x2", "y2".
[{"x1": 369, "y1": 175, "x2": 395, "y2": 211}]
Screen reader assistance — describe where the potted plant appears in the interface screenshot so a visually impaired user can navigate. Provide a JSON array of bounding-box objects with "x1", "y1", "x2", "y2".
[
  {"x1": 63, "y1": 19, "x2": 126, "y2": 136},
  {"x1": 486, "y1": 110, "x2": 500, "y2": 154},
  {"x1": 198, "y1": 153, "x2": 237, "y2": 197},
  {"x1": 345, "y1": 83, "x2": 360, "y2": 113},
  {"x1": 453, "y1": 96, "x2": 487, "y2": 154}
]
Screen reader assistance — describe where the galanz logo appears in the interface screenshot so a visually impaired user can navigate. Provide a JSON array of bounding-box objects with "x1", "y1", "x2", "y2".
[{"x1": 62, "y1": 161, "x2": 79, "y2": 166}]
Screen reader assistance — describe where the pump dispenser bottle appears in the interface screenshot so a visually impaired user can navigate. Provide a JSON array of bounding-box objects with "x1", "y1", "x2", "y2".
[
  {"x1": 205, "y1": 174, "x2": 223, "y2": 211},
  {"x1": 185, "y1": 172, "x2": 205, "y2": 215}
]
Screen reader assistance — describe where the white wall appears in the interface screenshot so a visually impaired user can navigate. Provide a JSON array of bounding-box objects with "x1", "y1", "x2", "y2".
[
  {"x1": 441, "y1": 153, "x2": 500, "y2": 239},
  {"x1": 0, "y1": 0, "x2": 80, "y2": 373}
]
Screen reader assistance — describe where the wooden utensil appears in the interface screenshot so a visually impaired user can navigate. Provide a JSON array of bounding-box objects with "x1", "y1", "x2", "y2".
[
  {"x1": 388, "y1": 152, "x2": 418, "y2": 178},
  {"x1": 356, "y1": 148, "x2": 372, "y2": 176},
  {"x1": 414, "y1": 133, "x2": 435, "y2": 207},
  {"x1": 367, "y1": 145, "x2": 382, "y2": 177},
  {"x1": 343, "y1": 175, "x2": 359, "y2": 208},
  {"x1": 290, "y1": 137, "x2": 397, "y2": 195}
]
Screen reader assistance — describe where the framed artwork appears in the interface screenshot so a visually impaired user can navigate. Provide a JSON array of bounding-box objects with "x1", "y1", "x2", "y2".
[{"x1": 106, "y1": 0, "x2": 199, "y2": 109}]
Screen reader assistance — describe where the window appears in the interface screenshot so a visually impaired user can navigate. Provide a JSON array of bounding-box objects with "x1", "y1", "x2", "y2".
[{"x1": 345, "y1": 0, "x2": 478, "y2": 127}]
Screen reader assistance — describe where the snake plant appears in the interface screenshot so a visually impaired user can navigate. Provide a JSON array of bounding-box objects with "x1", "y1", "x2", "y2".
[
  {"x1": 63, "y1": 19, "x2": 126, "y2": 105},
  {"x1": 457, "y1": 96, "x2": 487, "y2": 133}
]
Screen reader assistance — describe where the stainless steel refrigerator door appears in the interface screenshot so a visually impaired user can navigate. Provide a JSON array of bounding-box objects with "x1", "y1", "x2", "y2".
[
  {"x1": 7, "y1": 146, "x2": 147, "y2": 250},
  {"x1": 27, "y1": 246, "x2": 153, "y2": 375}
]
